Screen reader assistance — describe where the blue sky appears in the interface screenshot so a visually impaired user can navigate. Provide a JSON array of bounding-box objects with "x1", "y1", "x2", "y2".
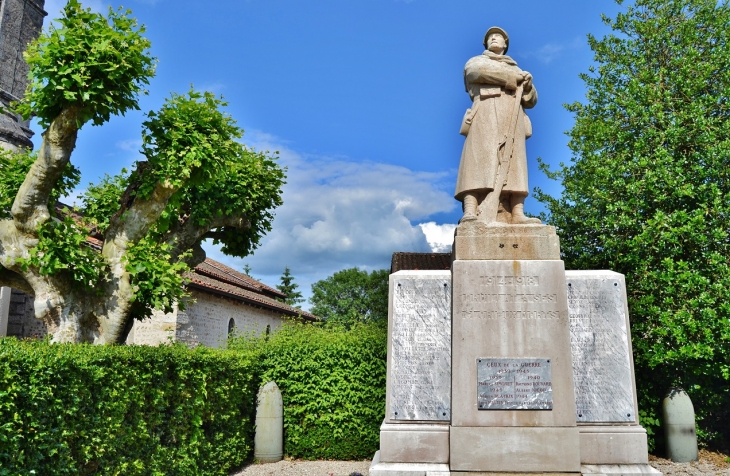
[{"x1": 38, "y1": 0, "x2": 625, "y2": 307}]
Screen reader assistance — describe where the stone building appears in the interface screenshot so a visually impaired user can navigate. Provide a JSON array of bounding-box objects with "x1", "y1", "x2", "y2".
[
  {"x1": 0, "y1": 0, "x2": 45, "y2": 150},
  {"x1": 2, "y1": 253, "x2": 317, "y2": 347}
]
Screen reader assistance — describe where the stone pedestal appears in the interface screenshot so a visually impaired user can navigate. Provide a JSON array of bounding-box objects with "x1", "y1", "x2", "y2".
[
  {"x1": 453, "y1": 222, "x2": 560, "y2": 261},
  {"x1": 373, "y1": 226, "x2": 661, "y2": 475},
  {"x1": 451, "y1": 249, "x2": 580, "y2": 473}
]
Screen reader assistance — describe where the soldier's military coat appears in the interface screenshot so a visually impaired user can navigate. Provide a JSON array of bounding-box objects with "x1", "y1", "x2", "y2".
[{"x1": 454, "y1": 50, "x2": 537, "y2": 201}]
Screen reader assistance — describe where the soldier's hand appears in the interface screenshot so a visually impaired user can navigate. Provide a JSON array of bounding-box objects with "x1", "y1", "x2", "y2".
[{"x1": 522, "y1": 72, "x2": 533, "y2": 92}]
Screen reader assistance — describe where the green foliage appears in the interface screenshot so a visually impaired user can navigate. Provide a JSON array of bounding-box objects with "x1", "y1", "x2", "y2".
[
  {"x1": 536, "y1": 0, "x2": 730, "y2": 450},
  {"x1": 0, "y1": 339, "x2": 260, "y2": 475},
  {"x1": 230, "y1": 323, "x2": 387, "y2": 459},
  {"x1": 0, "y1": 324, "x2": 388, "y2": 471},
  {"x1": 140, "y1": 90, "x2": 243, "y2": 200},
  {"x1": 16, "y1": 0, "x2": 155, "y2": 128},
  {"x1": 124, "y1": 237, "x2": 189, "y2": 318},
  {"x1": 141, "y1": 89, "x2": 285, "y2": 257},
  {"x1": 0, "y1": 149, "x2": 80, "y2": 219},
  {"x1": 276, "y1": 266, "x2": 304, "y2": 307},
  {"x1": 310, "y1": 268, "x2": 389, "y2": 328},
  {"x1": 80, "y1": 170, "x2": 130, "y2": 234},
  {"x1": 16, "y1": 215, "x2": 104, "y2": 291},
  {"x1": 0, "y1": 149, "x2": 34, "y2": 219}
]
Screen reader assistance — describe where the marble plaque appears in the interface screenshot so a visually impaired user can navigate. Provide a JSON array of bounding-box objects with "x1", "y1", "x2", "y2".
[
  {"x1": 389, "y1": 272, "x2": 451, "y2": 421},
  {"x1": 477, "y1": 358, "x2": 553, "y2": 410},
  {"x1": 567, "y1": 271, "x2": 635, "y2": 422}
]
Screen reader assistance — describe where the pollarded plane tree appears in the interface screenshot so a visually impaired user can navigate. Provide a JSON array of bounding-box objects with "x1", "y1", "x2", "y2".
[{"x1": 0, "y1": 1, "x2": 285, "y2": 344}]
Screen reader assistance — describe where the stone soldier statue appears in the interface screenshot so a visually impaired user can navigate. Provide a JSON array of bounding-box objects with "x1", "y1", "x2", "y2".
[{"x1": 455, "y1": 26, "x2": 541, "y2": 225}]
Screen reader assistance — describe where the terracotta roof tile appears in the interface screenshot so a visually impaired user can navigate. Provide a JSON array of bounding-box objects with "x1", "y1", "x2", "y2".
[
  {"x1": 197, "y1": 258, "x2": 284, "y2": 298},
  {"x1": 186, "y1": 269, "x2": 318, "y2": 321},
  {"x1": 390, "y1": 252, "x2": 452, "y2": 273}
]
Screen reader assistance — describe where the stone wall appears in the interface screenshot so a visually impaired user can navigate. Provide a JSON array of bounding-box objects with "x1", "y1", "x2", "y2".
[
  {"x1": 6, "y1": 288, "x2": 45, "y2": 338},
  {"x1": 0, "y1": 0, "x2": 46, "y2": 149},
  {"x1": 0, "y1": 0, "x2": 45, "y2": 97},
  {"x1": 174, "y1": 290, "x2": 286, "y2": 348},
  {"x1": 4, "y1": 288, "x2": 288, "y2": 347}
]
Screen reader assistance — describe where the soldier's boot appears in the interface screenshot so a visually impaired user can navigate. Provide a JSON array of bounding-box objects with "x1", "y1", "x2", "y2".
[
  {"x1": 510, "y1": 195, "x2": 541, "y2": 224},
  {"x1": 460, "y1": 194, "x2": 478, "y2": 222}
]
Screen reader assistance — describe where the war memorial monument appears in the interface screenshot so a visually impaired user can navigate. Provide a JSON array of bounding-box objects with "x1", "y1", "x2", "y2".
[{"x1": 369, "y1": 27, "x2": 661, "y2": 476}]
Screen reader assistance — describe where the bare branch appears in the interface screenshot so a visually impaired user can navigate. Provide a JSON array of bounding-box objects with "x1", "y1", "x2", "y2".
[
  {"x1": 105, "y1": 180, "x2": 179, "y2": 249},
  {"x1": 11, "y1": 106, "x2": 80, "y2": 233},
  {"x1": 166, "y1": 212, "x2": 250, "y2": 264}
]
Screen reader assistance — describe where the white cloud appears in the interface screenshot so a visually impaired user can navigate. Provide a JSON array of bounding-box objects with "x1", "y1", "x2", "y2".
[
  {"x1": 418, "y1": 222, "x2": 456, "y2": 253},
  {"x1": 196, "y1": 81, "x2": 226, "y2": 95},
  {"x1": 116, "y1": 138, "x2": 142, "y2": 152},
  {"x1": 523, "y1": 37, "x2": 583, "y2": 64},
  {"x1": 204, "y1": 130, "x2": 457, "y2": 307}
]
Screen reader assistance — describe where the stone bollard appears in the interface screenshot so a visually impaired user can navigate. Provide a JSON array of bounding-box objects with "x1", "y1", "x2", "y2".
[
  {"x1": 254, "y1": 381, "x2": 283, "y2": 463},
  {"x1": 662, "y1": 387, "x2": 698, "y2": 462}
]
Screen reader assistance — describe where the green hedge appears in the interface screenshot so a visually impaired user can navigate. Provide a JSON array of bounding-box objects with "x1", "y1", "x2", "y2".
[
  {"x1": 231, "y1": 323, "x2": 387, "y2": 460},
  {"x1": 0, "y1": 339, "x2": 260, "y2": 476}
]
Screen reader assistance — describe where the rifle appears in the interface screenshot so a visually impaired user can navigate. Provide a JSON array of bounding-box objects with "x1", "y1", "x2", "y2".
[{"x1": 480, "y1": 83, "x2": 524, "y2": 223}]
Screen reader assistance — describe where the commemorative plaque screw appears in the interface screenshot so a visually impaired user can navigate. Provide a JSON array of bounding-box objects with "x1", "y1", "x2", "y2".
[{"x1": 499, "y1": 243, "x2": 504, "y2": 248}]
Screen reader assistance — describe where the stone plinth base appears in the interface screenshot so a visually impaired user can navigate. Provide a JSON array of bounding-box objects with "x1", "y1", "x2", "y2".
[
  {"x1": 581, "y1": 464, "x2": 662, "y2": 475},
  {"x1": 450, "y1": 473, "x2": 577, "y2": 475},
  {"x1": 453, "y1": 223, "x2": 560, "y2": 260},
  {"x1": 370, "y1": 450, "x2": 451, "y2": 476},
  {"x1": 580, "y1": 426, "x2": 649, "y2": 465},
  {"x1": 450, "y1": 426, "x2": 581, "y2": 473},
  {"x1": 379, "y1": 422, "x2": 450, "y2": 464}
]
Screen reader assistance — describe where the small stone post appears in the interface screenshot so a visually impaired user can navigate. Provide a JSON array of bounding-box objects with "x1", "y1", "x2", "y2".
[
  {"x1": 254, "y1": 381, "x2": 283, "y2": 463},
  {"x1": 662, "y1": 387, "x2": 698, "y2": 462},
  {"x1": 0, "y1": 287, "x2": 10, "y2": 337}
]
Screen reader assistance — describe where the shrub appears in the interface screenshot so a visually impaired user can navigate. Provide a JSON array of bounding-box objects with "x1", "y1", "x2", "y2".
[
  {"x1": 231, "y1": 322, "x2": 387, "y2": 460},
  {"x1": 0, "y1": 339, "x2": 260, "y2": 475}
]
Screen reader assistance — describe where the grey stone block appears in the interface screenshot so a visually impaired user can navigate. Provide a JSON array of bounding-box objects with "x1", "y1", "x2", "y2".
[
  {"x1": 451, "y1": 260, "x2": 577, "y2": 428},
  {"x1": 386, "y1": 271, "x2": 451, "y2": 423},
  {"x1": 449, "y1": 426, "x2": 581, "y2": 472},
  {"x1": 453, "y1": 223, "x2": 561, "y2": 261},
  {"x1": 370, "y1": 450, "x2": 451, "y2": 476},
  {"x1": 379, "y1": 422, "x2": 450, "y2": 464},
  {"x1": 579, "y1": 426, "x2": 649, "y2": 465},
  {"x1": 566, "y1": 271, "x2": 638, "y2": 424}
]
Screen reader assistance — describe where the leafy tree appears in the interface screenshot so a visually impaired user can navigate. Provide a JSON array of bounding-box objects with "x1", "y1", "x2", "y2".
[
  {"x1": 536, "y1": 0, "x2": 730, "y2": 448},
  {"x1": 242, "y1": 263, "x2": 253, "y2": 277},
  {"x1": 0, "y1": 1, "x2": 284, "y2": 344},
  {"x1": 309, "y1": 268, "x2": 389, "y2": 328},
  {"x1": 276, "y1": 266, "x2": 304, "y2": 307}
]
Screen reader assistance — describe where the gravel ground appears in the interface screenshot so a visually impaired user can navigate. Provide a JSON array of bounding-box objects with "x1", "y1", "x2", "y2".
[
  {"x1": 650, "y1": 450, "x2": 730, "y2": 475},
  {"x1": 231, "y1": 450, "x2": 729, "y2": 476},
  {"x1": 231, "y1": 459, "x2": 370, "y2": 476}
]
